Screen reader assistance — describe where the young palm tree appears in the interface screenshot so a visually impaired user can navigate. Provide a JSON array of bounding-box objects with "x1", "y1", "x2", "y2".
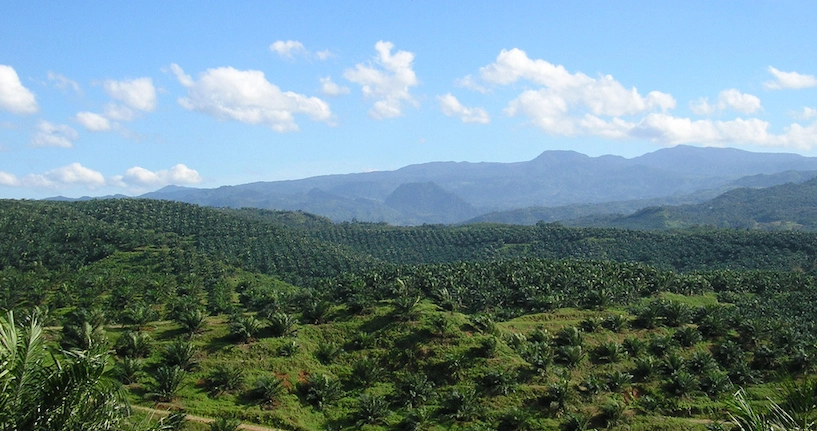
[{"x1": 0, "y1": 310, "x2": 129, "y2": 430}]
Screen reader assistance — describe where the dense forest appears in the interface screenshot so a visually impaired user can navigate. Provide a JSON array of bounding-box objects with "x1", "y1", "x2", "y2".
[{"x1": 2, "y1": 198, "x2": 817, "y2": 430}]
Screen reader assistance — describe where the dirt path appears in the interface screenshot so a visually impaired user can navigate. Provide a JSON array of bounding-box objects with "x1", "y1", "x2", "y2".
[{"x1": 132, "y1": 405, "x2": 283, "y2": 431}]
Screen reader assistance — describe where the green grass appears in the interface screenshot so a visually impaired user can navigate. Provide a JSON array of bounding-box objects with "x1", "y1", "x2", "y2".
[{"x1": 98, "y1": 299, "x2": 760, "y2": 430}]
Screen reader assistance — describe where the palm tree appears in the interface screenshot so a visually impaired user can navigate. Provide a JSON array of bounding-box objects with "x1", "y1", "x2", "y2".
[{"x1": 0, "y1": 310, "x2": 129, "y2": 430}]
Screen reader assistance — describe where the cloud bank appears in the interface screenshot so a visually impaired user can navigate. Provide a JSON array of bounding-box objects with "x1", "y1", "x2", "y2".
[{"x1": 461, "y1": 49, "x2": 817, "y2": 150}]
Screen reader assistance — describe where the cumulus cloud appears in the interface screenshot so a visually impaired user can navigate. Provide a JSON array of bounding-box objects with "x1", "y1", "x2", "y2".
[
  {"x1": 690, "y1": 89, "x2": 762, "y2": 115},
  {"x1": 344, "y1": 41, "x2": 419, "y2": 119},
  {"x1": 103, "y1": 77, "x2": 156, "y2": 112},
  {"x1": 469, "y1": 48, "x2": 674, "y2": 136},
  {"x1": 46, "y1": 163, "x2": 106, "y2": 187},
  {"x1": 316, "y1": 50, "x2": 335, "y2": 61},
  {"x1": 455, "y1": 75, "x2": 488, "y2": 93},
  {"x1": 764, "y1": 66, "x2": 817, "y2": 90},
  {"x1": 111, "y1": 163, "x2": 202, "y2": 189},
  {"x1": 0, "y1": 171, "x2": 19, "y2": 186},
  {"x1": 455, "y1": 49, "x2": 817, "y2": 151},
  {"x1": 172, "y1": 64, "x2": 332, "y2": 132},
  {"x1": 270, "y1": 40, "x2": 308, "y2": 59},
  {"x1": 30, "y1": 121, "x2": 78, "y2": 148},
  {"x1": 795, "y1": 107, "x2": 817, "y2": 121},
  {"x1": 437, "y1": 93, "x2": 490, "y2": 124},
  {"x1": 75, "y1": 111, "x2": 112, "y2": 131},
  {"x1": 0, "y1": 65, "x2": 38, "y2": 114},
  {"x1": 47, "y1": 72, "x2": 82, "y2": 95},
  {"x1": 320, "y1": 76, "x2": 350, "y2": 96},
  {"x1": 0, "y1": 163, "x2": 106, "y2": 189}
]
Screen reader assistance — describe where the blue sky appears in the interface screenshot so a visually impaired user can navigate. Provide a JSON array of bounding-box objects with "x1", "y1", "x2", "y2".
[{"x1": 1, "y1": 1, "x2": 816, "y2": 199}]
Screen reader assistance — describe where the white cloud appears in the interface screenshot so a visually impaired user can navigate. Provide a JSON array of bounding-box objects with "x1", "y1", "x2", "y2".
[
  {"x1": 0, "y1": 65, "x2": 38, "y2": 114},
  {"x1": 320, "y1": 76, "x2": 350, "y2": 96},
  {"x1": 627, "y1": 113, "x2": 817, "y2": 150},
  {"x1": 103, "y1": 77, "x2": 156, "y2": 112},
  {"x1": 170, "y1": 63, "x2": 194, "y2": 87},
  {"x1": 437, "y1": 93, "x2": 490, "y2": 124},
  {"x1": 3, "y1": 163, "x2": 106, "y2": 189},
  {"x1": 75, "y1": 111, "x2": 112, "y2": 131},
  {"x1": 316, "y1": 50, "x2": 335, "y2": 61},
  {"x1": 112, "y1": 163, "x2": 202, "y2": 188},
  {"x1": 172, "y1": 64, "x2": 332, "y2": 132},
  {"x1": 691, "y1": 89, "x2": 762, "y2": 115},
  {"x1": 764, "y1": 66, "x2": 817, "y2": 90},
  {"x1": 471, "y1": 48, "x2": 674, "y2": 135},
  {"x1": 103, "y1": 103, "x2": 135, "y2": 121},
  {"x1": 45, "y1": 163, "x2": 106, "y2": 187},
  {"x1": 343, "y1": 41, "x2": 419, "y2": 119},
  {"x1": 0, "y1": 171, "x2": 19, "y2": 186},
  {"x1": 30, "y1": 121, "x2": 78, "y2": 148},
  {"x1": 455, "y1": 75, "x2": 488, "y2": 93},
  {"x1": 270, "y1": 40, "x2": 307, "y2": 59},
  {"x1": 794, "y1": 107, "x2": 817, "y2": 121},
  {"x1": 47, "y1": 72, "x2": 82, "y2": 95}
]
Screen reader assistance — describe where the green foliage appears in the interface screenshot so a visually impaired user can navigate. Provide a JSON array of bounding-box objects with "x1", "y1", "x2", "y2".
[
  {"x1": 302, "y1": 374, "x2": 342, "y2": 410},
  {"x1": 114, "y1": 330, "x2": 152, "y2": 359},
  {"x1": 147, "y1": 365, "x2": 186, "y2": 402},
  {"x1": 247, "y1": 376, "x2": 286, "y2": 407},
  {"x1": 227, "y1": 314, "x2": 262, "y2": 343},
  {"x1": 0, "y1": 310, "x2": 128, "y2": 430},
  {"x1": 160, "y1": 338, "x2": 198, "y2": 371},
  {"x1": 209, "y1": 416, "x2": 241, "y2": 431},
  {"x1": 206, "y1": 364, "x2": 245, "y2": 396}
]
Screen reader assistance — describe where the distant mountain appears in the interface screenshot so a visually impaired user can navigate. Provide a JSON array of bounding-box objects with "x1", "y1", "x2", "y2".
[
  {"x1": 384, "y1": 182, "x2": 477, "y2": 224},
  {"x1": 140, "y1": 145, "x2": 817, "y2": 225},
  {"x1": 468, "y1": 170, "x2": 817, "y2": 225},
  {"x1": 566, "y1": 175, "x2": 817, "y2": 230}
]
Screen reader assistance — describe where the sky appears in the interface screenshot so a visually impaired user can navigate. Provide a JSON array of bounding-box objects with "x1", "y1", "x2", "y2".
[{"x1": 1, "y1": 1, "x2": 816, "y2": 199}]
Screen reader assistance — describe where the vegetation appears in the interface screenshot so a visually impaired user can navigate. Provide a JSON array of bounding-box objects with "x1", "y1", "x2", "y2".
[{"x1": 3, "y1": 198, "x2": 817, "y2": 429}]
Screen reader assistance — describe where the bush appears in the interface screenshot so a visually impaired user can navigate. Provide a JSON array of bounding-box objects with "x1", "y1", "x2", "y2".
[
  {"x1": 267, "y1": 312, "x2": 297, "y2": 337},
  {"x1": 396, "y1": 372, "x2": 435, "y2": 409},
  {"x1": 147, "y1": 365, "x2": 186, "y2": 402},
  {"x1": 355, "y1": 393, "x2": 389, "y2": 426},
  {"x1": 161, "y1": 338, "x2": 198, "y2": 370},
  {"x1": 315, "y1": 341, "x2": 344, "y2": 364},
  {"x1": 114, "y1": 330, "x2": 151, "y2": 359},
  {"x1": 206, "y1": 364, "x2": 245, "y2": 395},
  {"x1": 248, "y1": 376, "x2": 287, "y2": 407},
  {"x1": 303, "y1": 374, "x2": 342, "y2": 410}
]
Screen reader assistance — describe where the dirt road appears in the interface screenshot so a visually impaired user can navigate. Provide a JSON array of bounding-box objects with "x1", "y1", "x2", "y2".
[{"x1": 131, "y1": 405, "x2": 284, "y2": 431}]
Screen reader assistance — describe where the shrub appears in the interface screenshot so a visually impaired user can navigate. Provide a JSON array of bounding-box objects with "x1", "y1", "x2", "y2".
[
  {"x1": 206, "y1": 364, "x2": 245, "y2": 395},
  {"x1": 591, "y1": 341, "x2": 624, "y2": 364},
  {"x1": 267, "y1": 312, "x2": 297, "y2": 337},
  {"x1": 114, "y1": 330, "x2": 152, "y2": 359},
  {"x1": 147, "y1": 365, "x2": 186, "y2": 402},
  {"x1": 480, "y1": 369, "x2": 517, "y2": 396},
  {"x1": 315, "y1": 341, "x2": 344, "y2": 364},
  {"x1": 228, "y1": 314, "x2": 262, "y2": 343},
  {"x1": 396, "y1": 372, "x2": 435, "y2": 409},
  {"x1": 439, "y1": 387, "x2": 480, "y2": 421},
  {"x1": 248, "y1": 376, "x2": 287, "y2": 407},
  {"x1": 555, "y1": 327, "x2": 583, "y2": 347},
  {"x1": 161, "y1": 338, "x2": 198, "y2": 370},
  {"x1": 303, "y1": 374, "x2": 342, "y2": 410},
  {"x1": 355, "y1": 393, "x2": 389, "y2": 426}
]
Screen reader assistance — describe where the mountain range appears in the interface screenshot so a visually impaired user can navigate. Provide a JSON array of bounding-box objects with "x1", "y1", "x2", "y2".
[
  {"x1": 44, "y1": 145, "x2": 817, "y2": 226},
  {"x1": 133, "y1": 145, "x2": 817, "y2": 225}
]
